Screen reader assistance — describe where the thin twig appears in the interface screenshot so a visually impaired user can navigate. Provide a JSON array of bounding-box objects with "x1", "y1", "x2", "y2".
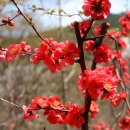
[
  {"x1": 10, "y1": 0, "x2": 44, "y2": 41},
  {"x1": 29, "y1": 7, "x2": 83, "y2": 18},
  {"x1": 0, "y1": 97, "x2": 21, "y2": 108}
]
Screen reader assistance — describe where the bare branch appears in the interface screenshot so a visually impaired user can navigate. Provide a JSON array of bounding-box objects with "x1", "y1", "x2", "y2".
[
  {"x1": 10, "y1": 0, "x2": 44, "y2": 41},
  {"x1": 0, "y1": 97, "x2": 21, "y2": 108}
]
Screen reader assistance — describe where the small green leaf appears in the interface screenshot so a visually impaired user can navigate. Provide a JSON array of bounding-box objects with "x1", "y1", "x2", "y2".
[
  {"x1": 79, "y1": 11, "x2": 84, "y2": 14},
  {"x1": 32, "y1": 4, "x2": 36, "y2": 9},
  {"x1": 50, "y1": 10, "x2": 56, "y2": 14},
  {"x1": 58, "y1": 9, "x2": 63, "y2": 14}
]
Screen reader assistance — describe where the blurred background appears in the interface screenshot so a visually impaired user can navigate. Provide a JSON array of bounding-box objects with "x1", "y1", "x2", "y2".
[{"x1": 0, "y1": 0, "x2": 130, "y2": 130}]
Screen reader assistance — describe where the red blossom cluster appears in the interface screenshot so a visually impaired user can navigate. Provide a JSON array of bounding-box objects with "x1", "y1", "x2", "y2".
[
  {"x1": 0, "y1": 41, "x2": 31, "y2": 63},
  {"x1": 30, "y1": 38, "x2": 80, "y2": 73},
  {"x1": 120, "y1": 59, "x2": 130, "y2": 83},
  {"x1": 94, "y1": 23, "x2": 110, "y2": 36},
  {"x1": 119, "y1": 12, "x2": 130, "y2": 36},
  {"x1": 2, "y1": 16, "x2": 15, "y2": 26},
  {"x1": 0, "y1": 38, "x2": 80, "y2": 73},
  {"x1": 22, "y1": 96, "x2": 84, "y2": 128},
  {"x1": 91, "y1": 121, "x2": 111, "y2": 130},
  {"x1": 107, "y1": 30, "x2": 122, "y2": 39},
  {"x1": 1, "y1": 0, "x2": 130, "y2": 129},
  {"x1": 85, "y1": 40, "x2": 95, "y2": 51},
  {"x1": 71, "y1": 20, "x2": 93, "y2": 37},
  {"x1": 85, "y1": 41, "x2": 113, "y2": 63},
  {"x1": 78, "y1": 65, "x2": 119, "y2": 101},
  {"x1": 82, "y1": 0, "x2": 111, "y2": 20},
  {"x1": 107, "y1": 30, "x2": 127, "y2": 50},
  {"x1": 93, "y1": 43, "x2": 112, "y2": 63},
  {"x1": 119, "y1": 116, "x2": 130, "y2": 130},
  {"x1": 110, "y1": 92, "x2": 128, "y2": 107}
]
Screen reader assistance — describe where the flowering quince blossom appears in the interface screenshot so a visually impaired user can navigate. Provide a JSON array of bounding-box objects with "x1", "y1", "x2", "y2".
[
  {"x1": 22, "y1": 105, "x2": 39, "y2": 121},
  {"x1": 30, "y1": 38, "x2": 80, "y2": 73},
  {"x1": 85, "y1": 40, "x2": 95, "y2": 51},
  {"x1": 93, "y1": 43, "x2": 113, "y2": 63},
  {"x1": 78, "y1": 20, "x2": 93, "y2": 37},
  {"x1": 107, "y1": 29, "x2": 127, "y2": 50},
  {"x1": 113, "y1": 50, "x2": 122, "y2": 61},
  {"x1": 94, "y1": 25, "x2": 102, "y2": 35},
  {"x1": 120, "y1": 59, "x2": 130, "y2": 83},
  {"x1": 5, "y1": 44, "x2": 21, "y2": 63},
  {"x1": 0, "y1": 41, "x2": 31, "y2": 63},
  {"x1": 110, "y1": 92, "x2": 128, "y2": 107},
  {"x1": 119, "y1": 116, "x2": 130, "y2": 130},
  {"x1": 118, "y1": 39, "x2": 127, "y2": 50},
  {"x1": 91, "y1": 121, "x2": 110, "y2": 130},
  {"x1": 82, "y1": 0, "x2": 111, "y2": 20},
  {"x1": 20, "y1": 41, "x2": 31, "y2": 55},
  {"x1": 1, "y1": 0, "x2": 130, "y2": 129},
  {"x1": 47, "y1": 110, "x2": 65, "y2": 124},
  {"x1": 0, "y1": 50, "x2": 6, "y2": 61},
  {"x1": 2, "y1": 16, "x2": 15, "y2": 26},
  {"x1": 78, "y1": 66, "x2": 119, "y2": 101},
  {"x1": 89, "y1": 101, "x2": 99, "y2": 118},
  {"x1": 65, "y1": 103, "x2": 84, "y2": 128},
  {"x1": 70, "y1": 20, "x2": 92, "y2": 37},
  {"x1": 107, "y1": 30, "x2": 122, "y2": 39},
  {"x1": 22, "y1": 96, "x2": 84, "y2": 128},
  {"x1": 94, "y1": 23, "x2": 110, "y2": 35},
  {"x1": 119, "y1": 12, "x2": 130, "y2": 36}
]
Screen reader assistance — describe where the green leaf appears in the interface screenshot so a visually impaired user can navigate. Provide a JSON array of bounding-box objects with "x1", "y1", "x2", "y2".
[
  {"x1": 32, "y1": 4, "x2": 36, "y2": 9},
  {"x1": 79, "y1": 11, "x2": 84, "y2": 14},
  {"x1": 58, "y1": 9, "x2": 63, "y2": 14},
  {"x1": 50, "y1": 10, "x2": 56, "y2": 14}
]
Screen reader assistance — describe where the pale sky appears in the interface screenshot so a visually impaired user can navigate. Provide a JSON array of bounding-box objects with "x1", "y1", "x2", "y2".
[{"x1": 2, "y1": 0, "x2": 130, "y2": 31}]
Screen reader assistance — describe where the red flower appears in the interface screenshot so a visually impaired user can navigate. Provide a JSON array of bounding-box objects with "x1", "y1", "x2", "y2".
[
  {"x1": 91, "y1": 121, "x2": 110, "y2": 130},
  {"x1": 22, "y1": 105, "x2": 39, "y2": 121},
  {"x1": 110, "y1": 92, "x2": 128, "y2": 107},
  {"x1": 78, "y1": 66, "x2": 119, "y2": 101},
  {"x1": 0, "y1": 50, "x2": 6, "y2": 61},
  {"x1": 89, "y1": 102, "x2": 99, "y2": 118},
  {"x1": 113, "y1": 50, "x2": 122, "y2": 61},
  {"x1": 78, "y1": 20, "x2": 93, "y2": 37},
  {"x1": 93, "y1": 43, "x2": 112, "y2": 63},
  {"x1": 47, "y1": 110, "x2": 65, "y2": 124},
  {"x1": 101, "y1": 81, "x2": 117, "y2": 100},
  {"x1": 65, "y1": 103, "x2": 84, "y2": 128},
  {"x1": 94, "y1": 23, "x2": 110, "y2": 35},
  {"x1": 5, "y1": 44, "x2": 21, "y2": 63},
  {"x1": 20, "y1": 41, "x2": 31, "y2": 55},
  {"x1": 118, "y1": 39, "x2": 127, "y2": 49},
  {"x1": 2, "y1": 16, "x2": 15, "y2": 26},
  {"x1": 119, "y1": 12, "x2": 130, "y2": 36},
  {"x1": 119, "y1": 116, "x2": 130, "y2": 130},
  {"x1": 29, "y1": 96, "x2": 49, "y2": 110},
  {"x1": 48, "y1": 96, "x2": 64, "y2": 110},
  {"x1": 82, "y1": 0, "x2": 111, "y2": 20},
  {"x1": 85, "y1": 40, "x2": 95, "y2": 51},
  {"x1": 70, "y1": 20, "x2": 92, "y2": 37},
  {"x1": 107, "y1": 30, "x2": 122, "y2": 39},
  {"x1": 30, "y1": 39, "x2": 79, "y2": 72},
  {"x1": 60, "y1": 40, "x2": 80, "y2": 65}
]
